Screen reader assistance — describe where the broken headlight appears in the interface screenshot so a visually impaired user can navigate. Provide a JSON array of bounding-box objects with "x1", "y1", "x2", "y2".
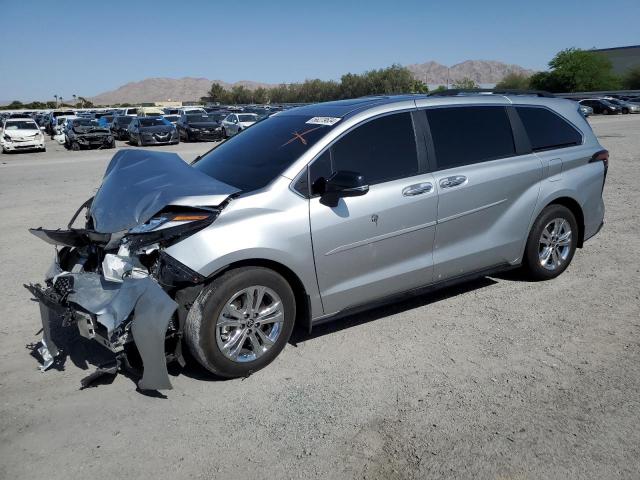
[{"x1": 125, "y1": 211, "x2": 218, "y2": 249}]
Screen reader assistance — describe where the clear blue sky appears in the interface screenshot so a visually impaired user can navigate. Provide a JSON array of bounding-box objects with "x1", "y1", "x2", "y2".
[{"x1": 1, "y1": 0, "x2": 638, "y2": 101}]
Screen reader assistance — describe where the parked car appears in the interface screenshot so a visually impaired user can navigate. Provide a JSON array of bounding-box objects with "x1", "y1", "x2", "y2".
[
  {"x1": 1, "y1": 117, "x2": 46, "y2": 153},
  {"x1": 179, "y1": 107, "x2": 207, "y2": 115},
  {"x1": 603, "y1": 98, "x2": 640, "y2": 114},
  {"x1": 121, "y1": 107, "x2": 139, "y2": 117},
  {"x1": 578, "y1": 104, "x2": 593, "y2": 117},
  {"x1": 52, "y1": 115, "x2": 77, "y2": 138},
  {"x1": 128, "y1": 117, "x2": 178, "y2": 146},
  {"x1": 163, "y1": 108, "x2": 181, "y2": 115},
  {"x1": 64, "y1": 118, "x2": 114, "y2": 150},
  {"x1": 220, "y1": 112, "x2": 258, "y2": 137},
  {"x1": 578, "y1": 99, "x2": 621, "y2": 115},
  {"x1": 97, "y1": 114, "x2": 115, "y2": 128},
  {"x1": 162, "y1": 114, "x2": 180, "y2": 125},
  {"x1": 137, "y1": 107, "x2": 165, "y2": 117},
  {"x1": 47, "y1": 110, "x2": 76, "y2": 134},
  {"x1": 111, "y1": 115, "x2": 133, "y2": 140},
  {"x1": 177, "y1": 112, "x2": 223, "y2": 142},
  {"x1": 26, "y1": 93, "x2": 607, "y2": 390}
]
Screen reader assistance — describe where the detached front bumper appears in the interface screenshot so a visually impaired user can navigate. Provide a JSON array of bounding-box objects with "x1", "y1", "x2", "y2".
[{"x1": 26, "y1": 245, "x2": 181, "y2": 391}]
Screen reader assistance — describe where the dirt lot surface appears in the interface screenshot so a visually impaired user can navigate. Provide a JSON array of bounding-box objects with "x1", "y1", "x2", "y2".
[{"x1": 1, "y1": 117, "x2": 638, "y2": 480}]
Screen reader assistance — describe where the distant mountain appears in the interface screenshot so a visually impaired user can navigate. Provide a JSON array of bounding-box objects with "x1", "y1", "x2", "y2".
[
  {"x1": 89, "y1": 77, "x2": 275, "y2": 105},
  {"x1": 89, "y1": 60, "x2": 536, "y2": 104},
  {"x1": 406, "y1": 60, "x2": 535, "y2": 85}
]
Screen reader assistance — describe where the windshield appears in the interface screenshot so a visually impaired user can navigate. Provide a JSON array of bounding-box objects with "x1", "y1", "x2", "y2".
[
  {"x1": 187, "y1": 114, "x2": 213, "y2": 123},
  {"x1": 73, "y1": 119, "x2": 100, "y2": 127},
  {"x1": 139, "y1": 118, "x2": 168, "y2": 127},
  {"x1": 193, "y1": 114, "x2": 337, "y2": 191},
  {"x1": 208, "y1": 112, "x2": 228, "y2": 121},
  {"x1": 115, "y1": 116, "x2": 132, "y2": 125},
  {"x1": 4, "y1": 120, "x2": 38, "y2": 130},
  {"x1": 238, "y1": 114, "x2": 258, "y2": 122},
  {"x1": 163, "y1": 115, "x2": 179, "y2": 122}
]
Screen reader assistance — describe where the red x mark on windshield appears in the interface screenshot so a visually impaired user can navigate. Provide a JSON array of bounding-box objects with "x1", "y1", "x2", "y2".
[{"x1": 280, "y1": 126, "x2": 323, "y2": 147}]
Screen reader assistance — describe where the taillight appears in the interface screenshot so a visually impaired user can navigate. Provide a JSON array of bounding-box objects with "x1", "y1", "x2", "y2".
[{"x1": 590, "y1": 149, "x2": 609, "y2": 170}]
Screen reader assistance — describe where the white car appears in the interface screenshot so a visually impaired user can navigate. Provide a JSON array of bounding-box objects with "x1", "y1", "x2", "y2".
[
  {"x1": 1, "y1": 118, "x2": 46, "y2": 153},
  {"x1": 220, "y1": 113, "x2": 258, "y2": 138},
  {"x1": 179, "y1": 107, "x2": 207, "y2": 115}
]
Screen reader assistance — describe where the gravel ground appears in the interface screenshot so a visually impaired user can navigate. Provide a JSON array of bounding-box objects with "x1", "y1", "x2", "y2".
[{"x1": 0, "y1": 117, "x2": 638, "y2": 480}]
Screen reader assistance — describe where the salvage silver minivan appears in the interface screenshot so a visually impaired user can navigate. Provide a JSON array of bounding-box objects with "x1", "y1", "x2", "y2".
[{"x1": 27, "y1": 92, "x2": 607, "y2": 390}]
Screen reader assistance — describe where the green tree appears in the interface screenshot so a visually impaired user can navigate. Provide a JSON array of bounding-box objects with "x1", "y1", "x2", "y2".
[
  {"x1": 451, "y1": 77, "x2": 479, "y2": 89},
  {"x1": 496, "y1": 72, "x2": 530, "y2": 90},
  {"x1": 622, "y1": 66, "x2": 640, "y2": 89},
  {"x1": 253, "y1": 87, "x2": 269, "y2": 104},
  {"x1": 207, "y1": 82, "x2": 228, "y2": 103},
  {"x1": 531, "y1": 48, "x2": 620, "y2": 92}
]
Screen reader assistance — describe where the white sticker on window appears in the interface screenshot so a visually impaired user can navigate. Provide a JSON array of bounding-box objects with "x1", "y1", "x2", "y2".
[{"x1": 305, "y1": 116, "x2": 341, "y2": 126}]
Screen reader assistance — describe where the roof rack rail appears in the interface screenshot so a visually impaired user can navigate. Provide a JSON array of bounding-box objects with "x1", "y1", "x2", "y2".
[{"x1": 429, "y1": 89, "x2": 556, "y2": 98}]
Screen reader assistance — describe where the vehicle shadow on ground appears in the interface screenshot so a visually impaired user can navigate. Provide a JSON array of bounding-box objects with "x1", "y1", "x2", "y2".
[
  {"x1": 180, "y1": 275, "x2": 500, "y2": 384},
  {"x1": 290, "y1": 276, "x2": 498, "y2": 345},
  {"x1": 26, "y1": 273, "x2": 514, "y2": 387}
]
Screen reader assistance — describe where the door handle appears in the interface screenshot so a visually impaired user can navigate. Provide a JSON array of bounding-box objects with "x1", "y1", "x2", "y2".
[
  {"x1": 439, "y1": 175, "x2": 467, "y2": 189},
  {"x1": 402, "y1": 182, "x2": 433, "y2": 196}
]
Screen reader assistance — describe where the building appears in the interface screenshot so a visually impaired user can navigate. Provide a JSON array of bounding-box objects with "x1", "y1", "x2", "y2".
[{"x1": 592, "y1": 45, "x2": 640, "y2": 75}]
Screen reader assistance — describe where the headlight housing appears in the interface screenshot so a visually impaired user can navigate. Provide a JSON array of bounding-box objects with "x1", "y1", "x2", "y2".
[
  {"x1": 125, "y1": 211, "x2": 218, "y2": 249},
  {"x1": 3, "y1": 134, "x2": 11, "y2": 142}
]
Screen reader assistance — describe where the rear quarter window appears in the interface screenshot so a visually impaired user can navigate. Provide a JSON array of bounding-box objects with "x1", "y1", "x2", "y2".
[{"x1": 516, "y1": 106, "x2": 582, "y2": 152}]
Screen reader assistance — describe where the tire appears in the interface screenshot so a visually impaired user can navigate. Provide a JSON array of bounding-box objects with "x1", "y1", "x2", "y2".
[
  {"x1": 523, "y1": 204, "x2": 578, "y2": 281},
  {"x1": 602, "y1": 109, "x2": 609, "y2": 115},
  {"x1": 71, "y1": 141, "x2": 80, "y2": 151},
  {"x1": 222, "y1": 127, "x2": 228, "y2": 139},
  {"x1": 185, "y1": 267, "x2": 296, "y2": 378},
  {"x1": 622, "y1": 108, "x2": 629, "y2": 114}
]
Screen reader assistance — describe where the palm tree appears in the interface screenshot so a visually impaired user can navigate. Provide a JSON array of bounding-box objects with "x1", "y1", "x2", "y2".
[
  {"x1": 54, "y1": 94, "x2": 58, "y2": 107},
  {"x1": 73, "y1": 94, "x2": 77, "y2": 107}
]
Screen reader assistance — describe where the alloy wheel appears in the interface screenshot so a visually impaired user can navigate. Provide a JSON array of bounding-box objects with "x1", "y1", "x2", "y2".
[
  {"x1": 215, "y1": 286, "x2": 284, "y2": 363},
  {"x1": 538, "y1": 218, "x2": 572, "y2": 271}
]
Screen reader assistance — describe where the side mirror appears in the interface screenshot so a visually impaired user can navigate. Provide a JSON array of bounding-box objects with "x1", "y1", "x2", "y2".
[{"x1": 320, "y1": 170, "x2": 369, "y2": 207}]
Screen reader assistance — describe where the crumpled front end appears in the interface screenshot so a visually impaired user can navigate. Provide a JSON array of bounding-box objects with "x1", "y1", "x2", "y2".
[
  {"x1": 26, "y1": 233, "x2": 204, "y2": 390},
  {"x1": 25, "y1": 149, "x2": 239, "y2": 390}
]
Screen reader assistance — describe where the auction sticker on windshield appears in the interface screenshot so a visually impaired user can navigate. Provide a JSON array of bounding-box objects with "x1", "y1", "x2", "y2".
[{"x1": 305, "y1": 116, "x2": 341, "y2": 126}]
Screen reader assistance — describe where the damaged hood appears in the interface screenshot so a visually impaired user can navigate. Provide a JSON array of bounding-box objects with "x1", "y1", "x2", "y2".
[{"x1": 90, "y1": 149, "x2": 240, "y2": 233}]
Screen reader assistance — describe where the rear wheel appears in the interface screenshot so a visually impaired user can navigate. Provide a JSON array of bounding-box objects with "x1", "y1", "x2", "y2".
[
  {"x1": 71, "y1": 141, "x2": 80, "y2": 151},
  {"x1": 523, "y1": 204, "x2": 578, "y2": 280},
  {"x1": 602, "y1": 109, "x2": 609, "y2": 115},
  {"x1": 185, "y1": 267, "x2": 296, "y2": 378}
]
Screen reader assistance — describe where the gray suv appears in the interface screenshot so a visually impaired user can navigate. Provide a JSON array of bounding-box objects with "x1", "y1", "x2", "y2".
[{"x1": 27, "y1": 93, "x2": 607, "y2": 390}]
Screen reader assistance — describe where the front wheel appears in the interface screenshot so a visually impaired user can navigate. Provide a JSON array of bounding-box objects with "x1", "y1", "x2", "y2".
[
  {"x1": 523, "y1": 204, "x2": 578, "y2": 280},
  {"x1": 185, "y1": 267, "x2": 296, "y2": 378}
]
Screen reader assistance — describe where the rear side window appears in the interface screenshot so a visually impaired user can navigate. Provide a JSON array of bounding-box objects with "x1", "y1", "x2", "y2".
[
  {"x1": 516, "y1": 106, "x2": 582, "y2": 151},
  {"x1": 426, "y1": 106, "x2": 515, "y2": 169},
  {"x1": 327, "y1": 112, "x2": 418, "y2": 185}
]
